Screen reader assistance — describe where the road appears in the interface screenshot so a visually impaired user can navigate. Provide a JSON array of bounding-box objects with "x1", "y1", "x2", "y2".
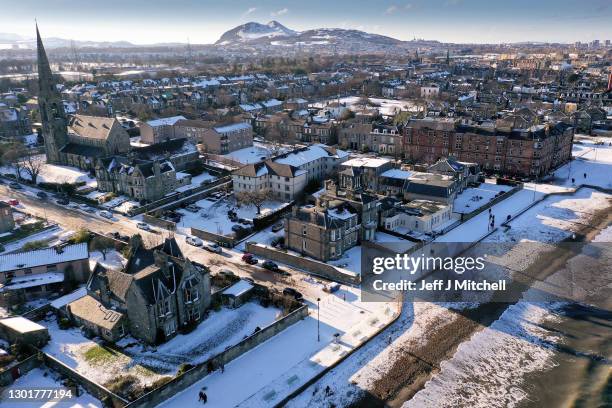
[{"x1": 0, "y1": 183, "x2": 339, "y2": 305}]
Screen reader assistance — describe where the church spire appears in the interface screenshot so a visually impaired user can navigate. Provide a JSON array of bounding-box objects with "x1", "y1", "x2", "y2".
[{"x1": 36, "y1": 23, "x2": 54, "y2": 92}]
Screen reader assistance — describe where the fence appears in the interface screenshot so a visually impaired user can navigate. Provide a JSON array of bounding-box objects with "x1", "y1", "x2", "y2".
[
  {"x1": 125, "y1": 305, "x2": 308, "y2": 408},
  {"x1": 245, "y1": 242, "x2": 361, "y2": 285},
  {"x1": 252, "y1": 201, "x2": 294, "y2": 230}
]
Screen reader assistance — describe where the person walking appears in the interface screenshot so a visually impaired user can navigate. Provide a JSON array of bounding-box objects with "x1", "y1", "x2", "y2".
[{"x1": 198, "y1": 390, "x2": 207, "y2": 404}]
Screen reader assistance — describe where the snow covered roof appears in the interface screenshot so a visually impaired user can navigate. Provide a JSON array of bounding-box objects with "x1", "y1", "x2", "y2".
[
  {"x1": 0, "y1": 272, "x2": 65, "y2": 292},
  {"x1": 214, "y1": 122, "x2": 251, "y2": 133},
  {"x1": 274, "y1": 144, "x2": 347, "y2": 167},
  {"x1": 0, "y1": 243, "x2": 88, "y2": 273},
  {"x1": 0, "y1": 317, "x2": 46, "y2": 333},
  {"x1": 342, "y1": 157, "x2": 392, "y2": 168},
  {"x1": 261, "y1": 99, "x2": 282, "y2": 107},
  {"x1": 380, "y1": 169, "x2": 412, "y2": 179},
  {"x1": 51, "y1": 287, "x2": 87, "y2": 309},
  {"x1": 146, "y1": 115, "x2": 186, "y2": 127},
  {"x1": 223, "y1": 280, "x2": 254, "y2": 297}
]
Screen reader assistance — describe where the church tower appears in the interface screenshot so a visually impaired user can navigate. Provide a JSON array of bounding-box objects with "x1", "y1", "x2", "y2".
[{"x1": 37, "y1": 24, "x2": 68, "y2": 164}]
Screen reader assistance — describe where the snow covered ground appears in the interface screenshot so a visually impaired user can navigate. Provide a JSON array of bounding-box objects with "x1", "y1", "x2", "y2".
[
  {"x1": 41, "y1": 317, "x2": 164, "y2": 387},
  {"x1": 157, "y1": 286, "x2": 396, "y2": 408},
  {"x1": 5, "y1": 367, "x2": 101, "y2": 408},
  {"x1": 312, "y1": 96, "x2": 419, "y2": 116},
  {"x1": 453, "y1": 183, "x2": 511, "y2": 215},
  {"x1": 405, "y1": 302, "x2": 562, "y2": 408},
  {"x1": 177, "y1": 197, "x2": 284, "y2": 236},
  {"x1": 120, "y1": 303, "x2": 282, "y2": 373},
  {"x1": 1, "y1": 157, "x2": 97, "y2": 188},
  {"x1": 2, "y1": 225, "x2": 63, "y2": 253},
  {"x1": 175, "y1": 171, "x2": 217, "y2": 193},
  {"x1": 485, "y1": 187, "x2": 611, "y2": 243}
]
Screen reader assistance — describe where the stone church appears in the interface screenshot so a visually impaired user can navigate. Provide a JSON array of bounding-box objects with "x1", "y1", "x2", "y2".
[
  {"x1": 36, "y1": 25, "x2": 190, "y2": 202},
  {"x1": 37, "y1": 25, "x2": 130, "y2": 171}
]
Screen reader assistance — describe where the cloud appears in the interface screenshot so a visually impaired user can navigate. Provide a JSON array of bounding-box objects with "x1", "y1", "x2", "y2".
[
  {"x1": 271, "y1": 8, "x2": 289, "y2": 17},
  {"x1": 385, "y1": 5, "x2": 398, "y2": 14},
  {"x1": 242, "y1": 7, "x2": 257, "y2": 17}
]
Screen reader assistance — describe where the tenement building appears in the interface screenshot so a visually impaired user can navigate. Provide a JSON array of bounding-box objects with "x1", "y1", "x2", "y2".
[{"x1": 402, "y1": 118, "x2": 573, "y2": 177}]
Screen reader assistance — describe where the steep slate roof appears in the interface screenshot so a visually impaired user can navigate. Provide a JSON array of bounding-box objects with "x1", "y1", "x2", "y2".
[{"x1": 69, "y1": 115, "x2": 120, "y2": 140}]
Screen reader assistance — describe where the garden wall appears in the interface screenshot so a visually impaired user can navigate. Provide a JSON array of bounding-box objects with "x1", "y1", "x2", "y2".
[{"x1": 245, "y1": 242, "x2": 361, "y2": 285}]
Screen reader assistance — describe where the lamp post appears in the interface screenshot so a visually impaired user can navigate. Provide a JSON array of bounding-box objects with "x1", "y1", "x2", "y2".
[{"x1": 317, "y1": 297, "x2": 321, "y2": 342}]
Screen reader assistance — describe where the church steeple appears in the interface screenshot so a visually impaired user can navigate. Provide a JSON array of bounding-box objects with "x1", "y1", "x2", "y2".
[{"x1": 36, "y1": 23, "x2": 68, "y2": 164}]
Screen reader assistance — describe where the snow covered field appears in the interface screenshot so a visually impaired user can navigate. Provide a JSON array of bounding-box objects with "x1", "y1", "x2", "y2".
[
  {"x1": 312, "y1": 96, "x2": 419, "y2": 116},
  {"x1": 453, "y1": 183, "x2": 511, "y2": 214},
  {"x1": 5, "y1": 367, "x2": 101, "y2": 408}
]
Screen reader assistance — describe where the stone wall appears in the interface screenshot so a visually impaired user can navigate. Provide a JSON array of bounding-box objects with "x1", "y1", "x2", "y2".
[
  {"x1": 245, "y1": 242, "x2": 361, "y2": 285},
  {"x1": 0, "y1": 354, "x2": 41, "y2": 386},
  {"x1": 190, "y1": 227, "x2": 236, "y2": 248},
  {"x1": 41, "y1": 352, "x2": 129, "y2": 407}
]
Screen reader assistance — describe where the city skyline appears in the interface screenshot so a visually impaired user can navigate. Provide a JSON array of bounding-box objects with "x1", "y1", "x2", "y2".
[{"x1": 1, "y1": 0, "x2": 611, "y2": 45}]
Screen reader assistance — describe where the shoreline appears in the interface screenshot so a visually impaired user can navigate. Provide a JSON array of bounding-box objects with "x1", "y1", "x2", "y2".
[{"x1": 349, "y1": 200, "x2": 612, "y2": 408}]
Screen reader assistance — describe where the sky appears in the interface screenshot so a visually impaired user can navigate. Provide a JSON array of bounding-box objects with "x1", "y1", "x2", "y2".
[{"x1": 1, "y1": 0, "x2": 611, "y2": 45}]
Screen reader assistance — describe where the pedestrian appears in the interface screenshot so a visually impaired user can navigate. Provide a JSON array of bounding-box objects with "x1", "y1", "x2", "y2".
[
  {"x1": 199, "y1": 391, "x2": 207, "y2": 404},
  {"x1": 220, "y1": 363, "x2": 225, "y2": 374},
  {"x1": 571, "y1": 178, "x2": 575, "y2": 184},
  {"x1": 583, "y1": 173, "x2": 587, "y2": 179}
]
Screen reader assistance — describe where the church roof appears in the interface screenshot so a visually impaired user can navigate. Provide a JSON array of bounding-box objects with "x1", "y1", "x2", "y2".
[{"x1": 69, "y1": 115, "x2": 120, "y2": 140}]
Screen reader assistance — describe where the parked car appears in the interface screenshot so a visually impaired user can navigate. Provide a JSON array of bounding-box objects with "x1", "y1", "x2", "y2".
[
  {"x1": 272, "y1": 222, "x2": 284, "y2": 232},
  {"x1": 283, "y1": 287, "x2": 303, "y2": 301},
  {"x1": 8, "y1": 199, "x2": 19, "y2": 206},
  {"x1": 186, "y1": 236, "x2": 203, "y2": 246},
  {"x1": 67, "y1": 202, "x2": 79, "y2": 209},
  {"x1": 242, "y1": 253, "x2": 258, "y2": 265},
  {"x1": 9, "y1": 182, "x2": 22, "y2": 190},
  {"x1": 323, "y1": 283, "x2": 341, "y2": 293},
  {"x1": 238, "y1": 218, "x2": 252, "y2": 225},
  {"x1": 205, "y1": 242, "x2": 222, "y2": 254},
  {"x1": 231, "y1": 224, "x2": 244, "y2": 233},
  {"x1": 36, "y1": 191, "x2": 48, "y2": 199},
  {"x1": 261, "y1": 260, "x2": 279, "y2": 272},
  {"x1": 79, "y1": 204, "x2": 95, "y2": 213},
  {"x1": 56, "y1": 197, "x2": 69, "y2": 205},
  {"x1": 185, "y1": 204, "x2": 200, "y2": 213},
  {"x1": 99, "y1": 210, "x2": 113, "y2": 219},
  {"x1": 136, "y1": 222, "x2": 151, "y2": 231}
]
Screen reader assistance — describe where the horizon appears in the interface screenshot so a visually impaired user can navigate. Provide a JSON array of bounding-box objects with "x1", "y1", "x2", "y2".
[{"x1": 1, "y1": 0, "x2": 611, "y2": 45}]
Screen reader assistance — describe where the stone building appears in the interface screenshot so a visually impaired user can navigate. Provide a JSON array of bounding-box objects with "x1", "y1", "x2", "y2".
[
  {"x1": 96, "y1": 157, "x2": 189, "y2": 202},
  {"x1": 36, "y1": 26, "x2": 130, "y2": 171},
  {"x1": 69, "y1": 236, "x2": 211, "y2": 344},
  {"x1": 199, "y1": 122, "x2": 253, "y2": 154},
  {"x1": 285, "y1": 179, "x2": 378, "y2": 262}
]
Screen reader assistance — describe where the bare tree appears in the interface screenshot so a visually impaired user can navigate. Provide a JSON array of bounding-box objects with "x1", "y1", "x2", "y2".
[
  {"x1": 2, "y1": 144, "x2": 26, "y2": 181},
  {"x1": 20, "y1": 152, "x2": 44, "y2": 184},
  {"x1": 236, "y1": 189, "x2": 269, "y2": 215},
  {"x1": 90, "y1": 235, "x2": 114, "y2": 260}
]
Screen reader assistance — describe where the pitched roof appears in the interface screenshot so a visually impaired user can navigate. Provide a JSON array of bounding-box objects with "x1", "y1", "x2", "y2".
[
  {"x1": 68, "y1": 295, "x2": 125, "y2": 330},
  {"x1": 0, "y1": 243, "x2": 88, "y2": 273},
  {"x1": 69, "y1": 115, "x2": 121, "y2": 140}
]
